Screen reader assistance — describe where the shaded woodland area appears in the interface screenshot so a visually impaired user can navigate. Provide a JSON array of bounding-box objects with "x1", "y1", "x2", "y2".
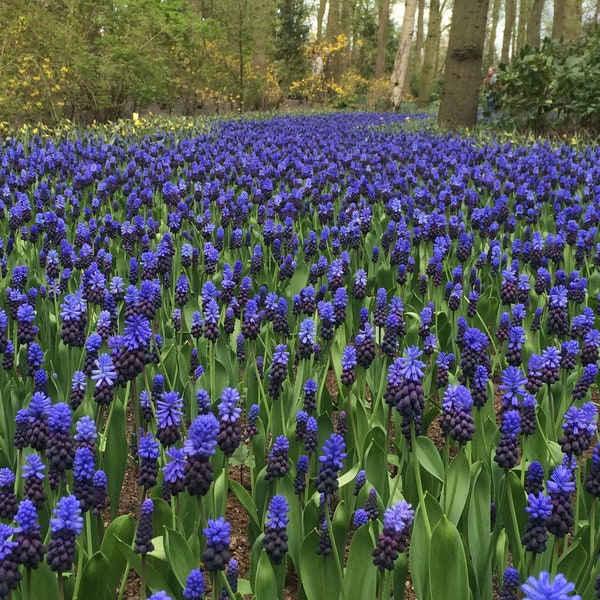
[{"x1": 0, "y1": 0, "x2": 599, "y2": 128}]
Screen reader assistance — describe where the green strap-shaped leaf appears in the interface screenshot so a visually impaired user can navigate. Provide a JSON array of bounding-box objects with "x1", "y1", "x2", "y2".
[
  {"x1": 441, "y1": 450, "x2": 471, "y2": 525},
  {"x1": 115, "y1": 536, "x2": 177, "y2": 598},
  {"x1": 78, "y1": 552, "x2": 113, "y2": 600},
  {"x1": 164, "y1": 527, "x2": 200, "y2": 589},
  {"x1": 342, "y1": 523, "x2": 377, "y2": 599},
  {"x1": 105, "y1": 399, "x2": 127, "y2": 520},
  {"x1": 298, "y1": 530, "x2": 341, "y2": 600},
  {"x1": 415, "y1": 436, "x2": 445, "y2": 482},
  {"x1": 100, "y1": 514, "x2": 135, "y2": 594},
  {"x1": 429, "y1": 516, "x2": 470, "y2": 600}
]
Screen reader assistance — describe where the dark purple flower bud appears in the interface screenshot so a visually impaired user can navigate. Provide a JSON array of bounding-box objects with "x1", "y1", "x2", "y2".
[
  {"x1": 315, "y1": 434, "x2": 346, "y2": 496},
  {"x1": 47, "y1": 495, "x2": 83, "y2": 572},
  {"x1": 183, "y1": 568, "x2": 206, "y2": 600},
  {"x1": 156, "y1": 391, "x2": 184, "y2": 446},
  {"x1": 134, "y1": 499, "x2": 155, "y2": 555},
  {"x1": 372, "y1": 500, "x2": 414, "y2": 571},
  {"x1": 266, "y1": 436, "x2": 290, "y2": 482}
]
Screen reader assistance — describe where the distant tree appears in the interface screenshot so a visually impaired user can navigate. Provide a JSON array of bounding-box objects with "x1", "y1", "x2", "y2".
[
  {"x1": 375, "y1": 0, "x2": 391, "y2": 78},
  {"x1": 552, "y1": 0, "x2": 581, "y2": 41},
  {"x1": 417, "y1": 0, "x2": 442, "y2": 107},
  {"x1": 438, "y1": 0, "x2": 490, "y2": 129},
  {"x1": 275, "y1": 0, "x2": 310, "y2": 96},
  {"x1": 528, "y1": 0, "x2": 546, "y2": 48},
  {"x1": 390, "y1": 0, "x2": 417, "y2": 108},
  {"x1": 501, "y1": 0, "x2": 516, "y2": 63}
]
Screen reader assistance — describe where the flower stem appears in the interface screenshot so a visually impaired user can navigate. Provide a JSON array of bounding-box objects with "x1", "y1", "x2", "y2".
[
  {"x1": 140, "y1": 554, "x2": 147, "y2": 600},
  {"x1": 505, "y1": 472, "x2": 525, "y2": 572},
  {"x1": 324, "y1": 497, "x2": 345, "y2": 600},
  {"x1": 411, "y1": 420, "x2": 431, "y2": 538},
  {"x1": 58, "y1": 572, "x2": 64, "y2": 600}
]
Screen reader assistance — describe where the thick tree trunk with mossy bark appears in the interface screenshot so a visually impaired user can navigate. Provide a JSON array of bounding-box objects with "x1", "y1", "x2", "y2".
[
  {"x1": 438, "y1": 0, "x2": 489, "y2": 129},
  {"x1": 390, "y1": 0, "x2": 417, "y2": 109},
  {"x1": 517, "y1": 0, "x2": 532, "y2": 52},
  {"x1": 416, "y1": 0, "x2": 441, "y2": 108}
]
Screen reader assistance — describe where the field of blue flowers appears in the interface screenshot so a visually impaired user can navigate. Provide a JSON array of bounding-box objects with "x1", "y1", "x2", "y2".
[{"x1": 0, "y1": 113, "x2": 598, "y2": 600}]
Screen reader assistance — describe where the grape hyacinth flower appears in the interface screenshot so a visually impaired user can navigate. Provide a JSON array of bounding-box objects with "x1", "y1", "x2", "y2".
[
  {"x1": 460, "y1": 327, "x2": 489, "y2": 385},
  {"x1": 202, "y1": 517, "x2": 230, "y2": 571},
  {"x1": 520, "y1": 394, "x2": 537, "y2": 436},
  {"x1": 220, "y1": 558, "x2": 238, "y2": 599},
  {"x1": 559, "y1": 402, "x2": 597, "y2": 456},
  {"x1": 0, "y1": 523, "x2": 20, "y2": 598},
  {"x1": 470, "y1": 365, "x2": 489, "y2": 409},
  {"x1": 315, "y1": 434, "x2": 346, "y2": 496},
  {"x1": 0, "y1": 469, "x2": 17, "y2": 520},
  {"x1": 581, "y1": 329, "x2": 600, "y2": 366},
  {"x1": 435, "y1": 352, "x2": 454, "y2": 388},
  {"x1": 506, "y1": 326, "x2": 525, "y2": 367},
  {"x1": 156, "y1": 391, "x2": 184, "y2": 447},
  {"x1": 521, "y1": 492, "x2": 552, "y2": 554},
  {"x1": 521, "y1": 571, "x2": 580, "y2": 600},
  {"x1": 13, "y1": 499, "x2": 46, "y2": 570},
  {"x1": 572, "y1": 363, "x2": 598, "y2": 400},
  {"x1": 303, "y1": 379, "x2": 317, "y2": 413},
  {"x1": 134, "y1": 499, "x2": 155, "y2": 555},
  {"x1": 525, "y1": 354, "x2": 544, "y2": 395},
  {"x1": 440, "y1": 384, "x2": 475, "y2": 446},
  {"x1": 91, "y1": 353, "x2": 118, "y2": 406},
  {"x1": 372, "y1": 500, "x2": 414, "y2": 571},
  {"x1": 23, "y1": 454, "x2": 47, "y2": 510},
  {"x1": 340, "y1": 345, "x2": 357, "y2": 386},
  {"x1": 297, "y1": 318, "x2": 315, "y2": 360},
  {"x1": 92, "y1": 470, "x2": 108, "y2": 516},
  {"x1": 525, "y1": 461, "x2": 545, "y2": 495},
  {"x1": 69, "y1": 370, "x2": 87, "y2": 410},
  {"x1": 560, "y1": 340, "x2": 579, "y2": 371},
  {"x1": 294, "y1": 455, "x2": 309, "y2": 495},
  {"x1": 245, "y1": 404, "x2": 260, "y2": 439},
  {"x1": 47, "y1": 495, "x2": 83, "y2": 573},
  {"x1": 546, "y1": 465, "x2": 575, "y2": 538},
  {"x1": 354, "y1": 469, "x2": 367, "y2": 496},
  {"x1": 268, "y1": 345, "x2": 289, "y2": 400},
  {"x1": 162, "y1": 447, "x2": 186, "y2": 500},
  {"x1": 217, "y1": 387, "x2": 242, "y2": 456},
  {"x1": 73, "y1": 447, "x2": 96, "y2": 511},
  {"x1": 47, "y1": 402, "x2": 75, "y2": 490},
  {"x1": 295, "y1": 410, "x2": 307, "y2": 441},
  {"x1": 28, "y1": 391, "x2": 51, "y2": 452},
  {"x1": 138, "y1": 431, "x2": 160, "y2": 490},
  {"x1": 83, "y1": 333, "x2": 103, "y2": 376},
  {"x1": 14, "y1": 409, "x2": 30, "y2": 451},
  {"x1": 184, "y1": 413, "x2": 219, "y2": 497},
  {"x1": 494, "y1": 410, "x2": 521, "y2": 470},
  {"x1": 498, "y1": 567, "x2": 520, "y2": 600},
  {"x1": 266, "y1": 436, "x2": 290, "y2": 483},
  {"x1": 498, "y1": 366, "x2": 527, "y2": 412},
  {"x1": 547, "y1": 286, "x2": 570, "y2": 338},
  {"x1": 183, "y1": 568, "x2": 205, "y2": 600},
  {"x1": 263, "y1": 495, "x2": 289, "y2": 565},
  {"x1": 355, "y1": 322, "x2": 376, "y2": 369},
  {"x1": 304, "y1": 417, "x2": 318, "y2": 454},
  {"x1": 74, "y1": 415, "x2": 97, "y2": 453}
]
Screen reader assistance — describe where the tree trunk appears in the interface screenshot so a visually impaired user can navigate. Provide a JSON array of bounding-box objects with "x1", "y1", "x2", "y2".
[
  {"x1": 375, "y1": 0, "x2": 390, "y2": 78},
  {"x1": 417, "y1": 0, "x2": 441, "y2": 107},
  {"x1": 326, "y1": 0, "x2": 342, "y2": 81},
  {"x1": 553, "y1": 0, "x2": 581, "y2": 41},
  {"x1": 410, "y1": 0, "x2": 426, "y2": 78},
  {"x1": 501, "y1": 0, "x2": 516, "y2": 63},
  {"x1": 438, "y1": 0, "x2": 490, "y2": 129},
  {"x1": 485, "y1": 0, "x2": 501, "y2": 68},
  {"x1": 317, "y1": 0, "x2": 327, "y2": 41},
  {"x1": 390, "y1": 0, "x2": 418, "y2": 108},
  {"x1": 528, "y1": 0, "x2": 545, "y2": 48},
  {"x1": 340, "y1": 0, "x2": 353, "y2": 73},
  {"x1": 517, "y1": 0, "x2": 532, "y2": 52}
]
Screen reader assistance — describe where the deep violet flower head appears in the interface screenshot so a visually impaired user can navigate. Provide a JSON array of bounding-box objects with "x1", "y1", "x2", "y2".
[
  {"x1": 122, "y1": 314, "x2": 153, "y2": 350},
  {"x1": 299, "y1": 318, "x2": 316, "y2": 345},
  {"x1": 398, "y1": 346, "x2": 426, "y2": 382},
  {"x1": 501, "y1": 410, "x2": 521, "y2": 435},
  {"x1": 73, "y1": 447, "x2": 95, "y2": 480},
  {"x1": 521, "y1": 571, "x2": 580, "y2": 600},
  {"x1": 162, "y1": 447, "x2": 186, "y2": 484},
  {"x1": 499, "y1": 367, "x2": 527, "y2": 410},
  {"x1": 218, "y1": 388, "x2": 242, "y2": 423},
  {"x1": 50, "y1": 495, "x2": 83, "y2": 535},
  {"x1": 138, "y1": 431, "x2": 160, "y2": 460},
  {"x1": 14, "y1": 498, "x2": 40, "y2": 533},
  {"x1": 442, "y1": 384, "x2": 473, "y2": 411},
  {"x1": 525, "y1": 493, "x2": 552, "y2": 520},
  {"x1": 184, "y1": 413, "x2": 220, "y2": 457},
  {"x1": 382, "y1": 500, "x2": 415, "y2": 534},
  {"x1": 28, "y1": 391, "x2": 51, "y2": 421},
  {"x1": 183, "y1": 568, "x2": 206, "y2": 600},
  {"x1": 547, "y1": 466, "x2": 576, "y2": 494},
  {"x1": 202, "y1": 517, "x2": 231, "y2": 572},
  {"x1": 156, "y1": 391, "x2": 184, "y2": 428},
  {"x1": 48, "y1": 402, "x2": 71, "y2": 433},
  {"x1": 74, "y1": 416, "x2": 97, "y2": 446},
  {"x1": 266, "y1": 495, "x2": 289, "y2": 529},
  {"x1": 91, "y1": 353, "x2": 118, "y2": 387}
]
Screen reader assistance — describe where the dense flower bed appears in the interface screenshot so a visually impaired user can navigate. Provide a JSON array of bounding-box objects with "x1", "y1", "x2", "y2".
[{"x1": 0, "y1": 113, "x2": 598, "y2": 599}]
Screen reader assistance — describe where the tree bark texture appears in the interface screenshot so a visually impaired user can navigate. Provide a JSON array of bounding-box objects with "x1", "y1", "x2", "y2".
[
  {"x1": 501, "y1": 0, "x2": 516, "y2": 63},
  {"x1": 517, "y1": 0, "x2": 532, "y2": 52},
  {"x1": 438, "y1": 0, "x2": 490, "y2": 129},
  {"x1": 552, "y1": 0, "x2": 581, "y2": 41},
  {"x1": 417, "y1": 0, "x2": 441, "y2": 107},
  {"x1": 390, "y1": 0, "x2": 418, "y2": 108},
  {"x1": 528, "y1": 0, "x2": 545, "y2": 48},
  {"x1": 485, "y1": 0, "x2": 501, "y2": 68},
  {"x1": 375, "y1": 0, "x2": 390, "y2": 78}
]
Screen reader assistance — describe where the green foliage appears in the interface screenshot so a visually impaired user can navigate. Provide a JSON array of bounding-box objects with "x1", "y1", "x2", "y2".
[{"x1": 498, "y1": 28, "x2": 600, "y2": 131}]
